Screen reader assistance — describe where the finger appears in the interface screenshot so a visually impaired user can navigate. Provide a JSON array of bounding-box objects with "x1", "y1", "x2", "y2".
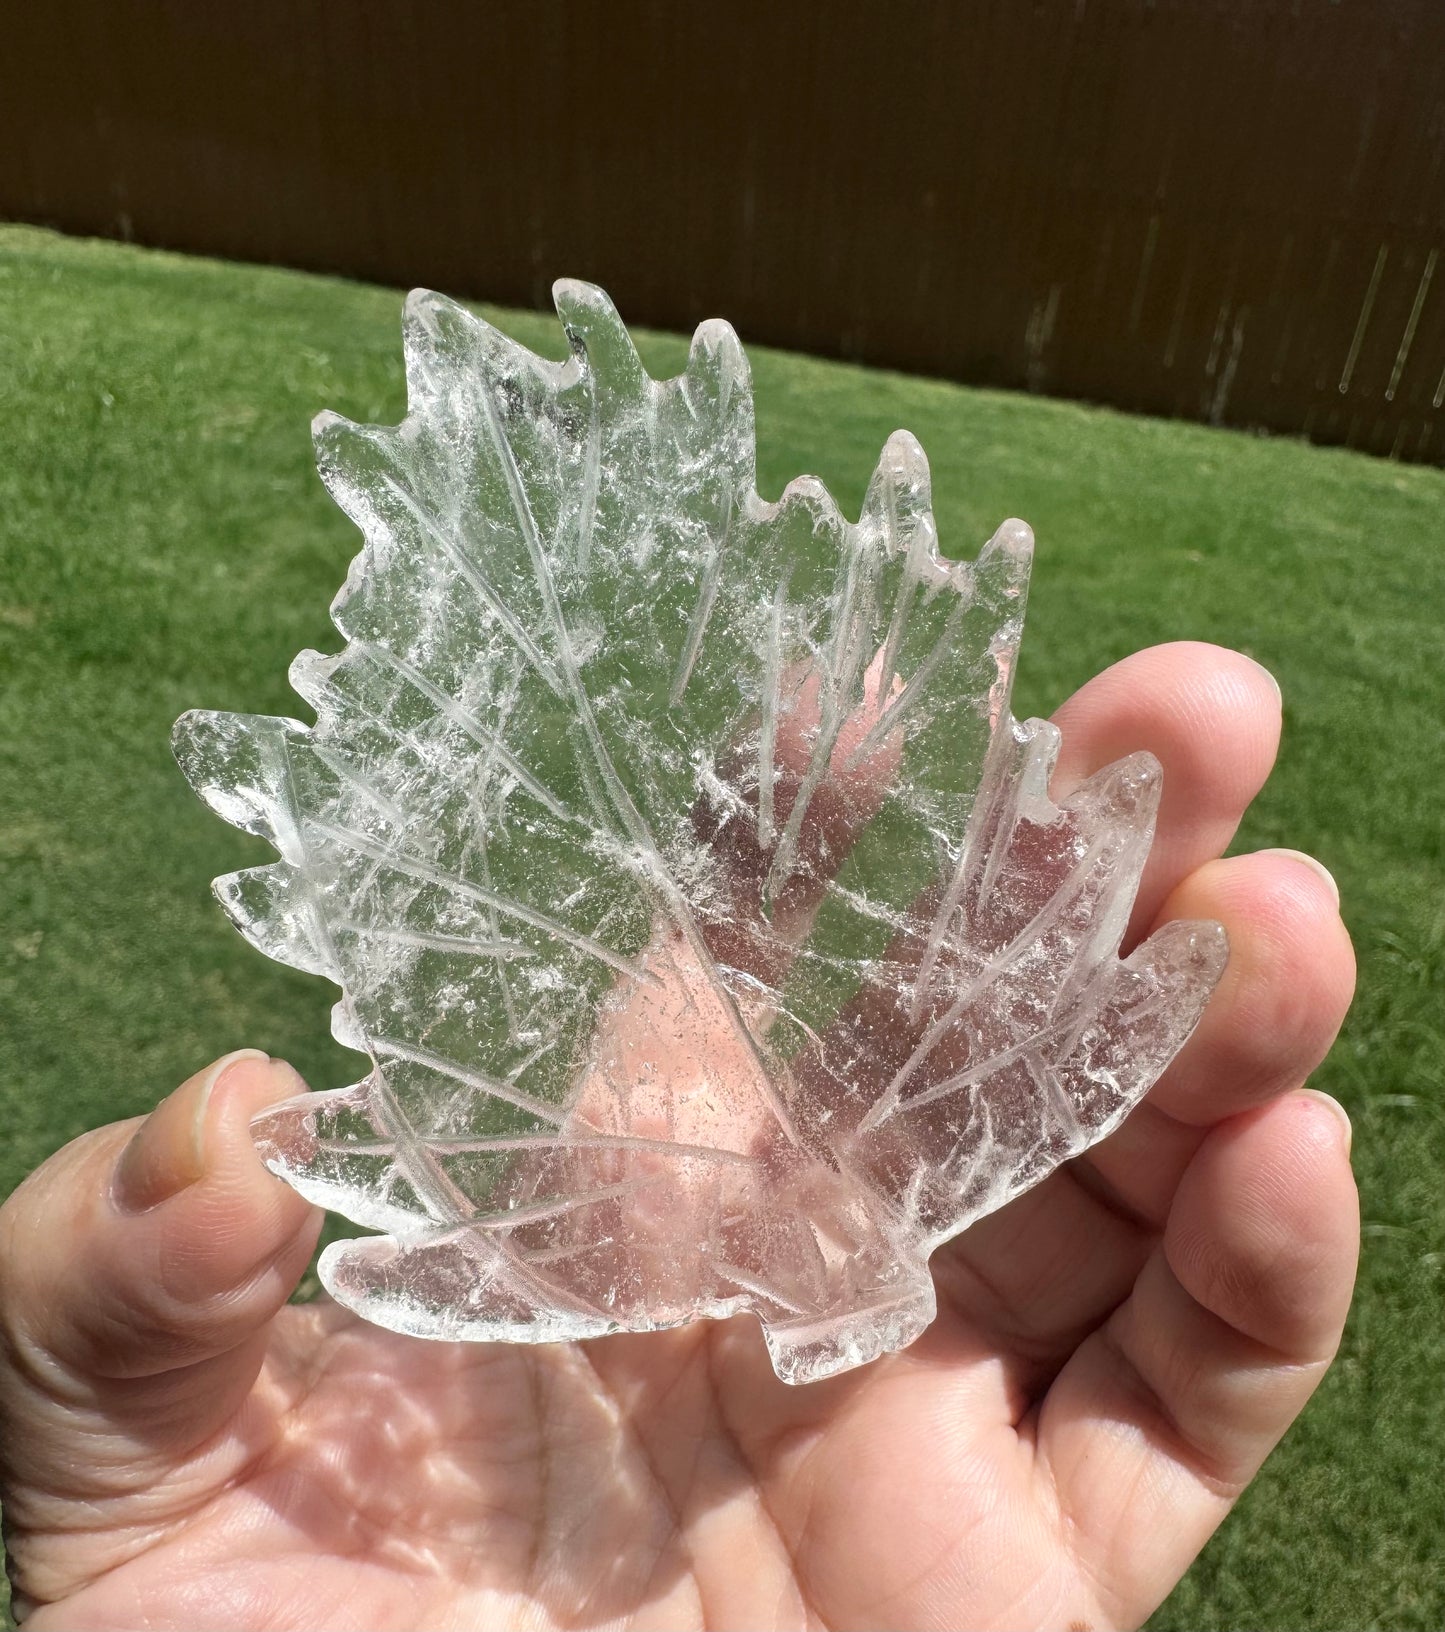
[
  {"x1": 1035, "y1": 1091, "x2": 1358, "y2": 1629},
  {"x1": 0, "y1": 1052, "x2": 321, "y2": 1512},
  {"x1": 930, "y1": 847, "x2": 1353, "y2": 1375},
  {"x1": 795, "y1": 641, "x2": 1278, "y2": 1149},
  {"x1": 1077, "y1": 846, "x2": 1354, "y2": 1224},
  {"x1": 1049, "y1": 641, "x2": 1282, "y2": 941}
]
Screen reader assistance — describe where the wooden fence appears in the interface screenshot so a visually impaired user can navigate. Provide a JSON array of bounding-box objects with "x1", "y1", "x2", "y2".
[{"x1": 3, "y1": 0, "x2": 1443, "y2": 460}]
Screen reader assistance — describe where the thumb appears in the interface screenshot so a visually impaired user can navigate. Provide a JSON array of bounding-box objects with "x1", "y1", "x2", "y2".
[{"x1": 0, "y1": 1051, "x2": 321, "y2": 1498}]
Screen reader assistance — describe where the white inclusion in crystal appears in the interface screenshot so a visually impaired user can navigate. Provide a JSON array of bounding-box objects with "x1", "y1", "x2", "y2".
[{"x1": 173, "y1": 281, "x2": 1227, "y2": 1385}]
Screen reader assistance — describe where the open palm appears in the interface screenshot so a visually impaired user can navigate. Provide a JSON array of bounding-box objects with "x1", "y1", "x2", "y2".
[{"x1": 0, "y1": 644, "x2": 1357, "y2": 1631}]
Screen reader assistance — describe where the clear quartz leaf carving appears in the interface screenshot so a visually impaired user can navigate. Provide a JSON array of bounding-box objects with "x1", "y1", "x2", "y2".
[{"x1": 173, "y1": 283, "x2": 1227, "y2": 1384}]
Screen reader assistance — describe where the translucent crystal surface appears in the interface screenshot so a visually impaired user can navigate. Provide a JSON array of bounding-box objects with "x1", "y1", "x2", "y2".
[{"x1": 173, "y1": 284, "x2": 1227, "y2": 1384}]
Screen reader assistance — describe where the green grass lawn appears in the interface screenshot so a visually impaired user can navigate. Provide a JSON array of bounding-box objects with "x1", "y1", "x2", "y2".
[{"x1": 1, "y1": 223, "x2": 1441, "y2": 1629}]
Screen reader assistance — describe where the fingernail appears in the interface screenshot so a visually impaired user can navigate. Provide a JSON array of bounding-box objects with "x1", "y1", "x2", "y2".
[
  {"x1": 1247, "y1": 655, "x2": 1282, "y2": 707},
  {"x1": 1300, "y1": 1088, "x2": 1353, "y2": 1156},
  {"x1": 1260, "y1": 848, "x2": 1341, "y2": 908},
  {"x1": 113, "y1": 1049, "x2": 270, "y2": 1213}
]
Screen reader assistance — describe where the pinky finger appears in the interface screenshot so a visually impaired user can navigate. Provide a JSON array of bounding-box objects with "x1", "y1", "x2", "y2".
[{"x1": 1034, "y1": 1090, "x2": 1359, "y2": 1628}]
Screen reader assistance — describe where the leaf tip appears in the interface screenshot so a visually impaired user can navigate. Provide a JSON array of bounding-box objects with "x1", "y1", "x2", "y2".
[
  {"x1": 552, "y1": 279, "x2": 645, "y2": 392},
  {"x1": 882, "y1": 426, "x2": 929, "y2": 472},
  {"x1": 1133, "y1": 914, "x2": 1231, "y2": 991},
  {"x1": 1074, "y1": 748, "x2": 1164, "y2": 826},
  {"x1": 987, "y1": 516, "x2": 1035, "y2": 564},
  {"x1": 311, "y1": 408, "x2": 357, "y2": 464},
  {"x1": 169, "y1": 706, "x2": 206, "y2": 760},
  {"x1": 690, "y1": 315, "x2": 746, "y2": 370},
  {"x1": 861, "y1": 430, "x2": 935, "y2": 544},
  {"x1": 403, "y1": 286, "x2": 466, "y2": 338}
]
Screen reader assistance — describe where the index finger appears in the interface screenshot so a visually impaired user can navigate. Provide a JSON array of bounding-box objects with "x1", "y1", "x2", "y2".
[{"x1": 1048, "y1": 640, "x2": 1283, "y2": 943}]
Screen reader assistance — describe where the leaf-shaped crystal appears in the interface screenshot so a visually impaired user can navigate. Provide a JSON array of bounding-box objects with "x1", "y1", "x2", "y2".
[{"x1": 173, "y1": 284, "x2": 1226, "y2": 1384}]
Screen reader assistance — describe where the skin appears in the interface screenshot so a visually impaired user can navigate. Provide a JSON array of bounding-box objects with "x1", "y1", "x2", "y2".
[{"x1": 0, "y1": 642, "x2": 1358, "y2": 1631}]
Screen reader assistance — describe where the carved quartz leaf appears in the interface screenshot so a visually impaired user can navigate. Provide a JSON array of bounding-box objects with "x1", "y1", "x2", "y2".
[{"x1": 173, "y1": 284, "x2": 1226, "y2": 1384}]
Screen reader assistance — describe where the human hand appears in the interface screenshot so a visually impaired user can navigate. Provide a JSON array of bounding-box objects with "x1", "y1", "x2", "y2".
[{"x1": 0, "y1": 642, "x2": 1357, "y2": 1631}]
